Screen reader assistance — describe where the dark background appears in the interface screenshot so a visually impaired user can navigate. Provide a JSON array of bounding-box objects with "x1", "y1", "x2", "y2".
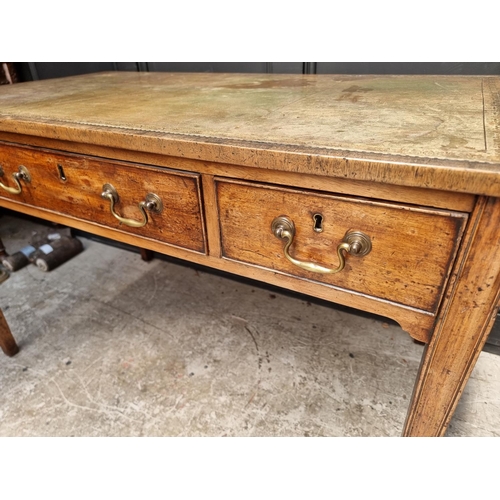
[{"x1": 14, "y1": 62, "x2": 500, "y2": 81}]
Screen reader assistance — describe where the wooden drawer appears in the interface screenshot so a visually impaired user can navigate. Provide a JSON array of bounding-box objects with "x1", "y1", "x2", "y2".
[
  {"x1": 216, "y1": 179, "x2": 468, "y2": 313},
  {"x1": 0, "y1": 143, "x2": 206, "y2": 253}
]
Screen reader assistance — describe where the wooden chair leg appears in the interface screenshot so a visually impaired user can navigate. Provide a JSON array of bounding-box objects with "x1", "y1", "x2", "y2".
[{"x1": 0, "y1": 308, "x2": 19, "y2": 357}]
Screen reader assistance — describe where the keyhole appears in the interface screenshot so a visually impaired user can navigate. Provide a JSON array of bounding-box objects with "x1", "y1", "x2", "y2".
[
  {"x1": 57, "y1": 164, "x2": 67, "y2": 181},
  {"x1": 313, "y1": 213, "x2": 324, "y2": 233}
]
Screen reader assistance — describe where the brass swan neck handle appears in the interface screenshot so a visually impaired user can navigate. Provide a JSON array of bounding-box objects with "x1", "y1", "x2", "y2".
[
  {"x1": 101, "y1": 183, "x2": 163, "y2": 228},
  {"x1": 0, "y1": 165, "x2": 31, "y2": 195},
  {"x1": 271, "y1": 215, "x2": 371, "y2": 275}
]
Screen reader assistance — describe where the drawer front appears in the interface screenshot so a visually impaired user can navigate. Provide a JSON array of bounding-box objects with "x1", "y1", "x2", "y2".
[
  {"x1": 0, "y1": 143, "x2": 206, "y2": 253},
  {"x1": 216, "y1": 179, "x2": 468, "y2": 312}
]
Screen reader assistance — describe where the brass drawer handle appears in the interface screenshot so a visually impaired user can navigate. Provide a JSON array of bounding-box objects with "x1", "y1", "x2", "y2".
[
  {"x1": 271, "y1": 215, "x2": 371, "y2": 274},
  {"x1": 0, "y1": 165, "x2": 31, "y2": 195},
  {"x1": 101, "y1": 183, "x2": 163, "y2": 228}
]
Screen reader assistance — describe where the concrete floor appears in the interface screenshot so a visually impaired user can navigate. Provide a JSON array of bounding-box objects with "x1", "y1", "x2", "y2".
[{"x1": 0, "y1": 213, "x2": 499, "y2": 437}]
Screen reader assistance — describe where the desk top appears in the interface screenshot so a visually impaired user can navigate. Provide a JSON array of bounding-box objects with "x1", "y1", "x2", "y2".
[{"x1": 1, "y1": 72, "x2": 500, "y2": 196}]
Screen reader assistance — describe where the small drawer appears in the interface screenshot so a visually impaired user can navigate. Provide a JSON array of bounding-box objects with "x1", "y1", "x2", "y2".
[
  {"x1": 0, "y1": 143, "x2": 206, "y2": 253},
  {"x1": 216, "y1": 179, "x2": 468, "y2": 313}
]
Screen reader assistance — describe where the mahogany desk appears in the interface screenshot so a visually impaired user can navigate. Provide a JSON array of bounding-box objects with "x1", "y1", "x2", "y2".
[{"x1": 0, "y1": 72, "x2": 499, "y2": 436}]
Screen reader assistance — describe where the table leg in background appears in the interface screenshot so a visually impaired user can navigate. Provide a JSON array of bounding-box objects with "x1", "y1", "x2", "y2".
[{"x1": 0, "y1": 308, "x2": 19, "y2": 357}]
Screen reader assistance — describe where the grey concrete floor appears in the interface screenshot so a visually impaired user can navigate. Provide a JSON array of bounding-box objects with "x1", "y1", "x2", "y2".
[{"x1": 0, "y1": 213, "x2": 499, "y2": 436}]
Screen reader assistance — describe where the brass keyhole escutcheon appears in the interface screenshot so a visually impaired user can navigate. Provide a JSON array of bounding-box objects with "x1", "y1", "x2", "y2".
[{"x1": 313, "y1": 213, "x2": 324, "y2": 232}]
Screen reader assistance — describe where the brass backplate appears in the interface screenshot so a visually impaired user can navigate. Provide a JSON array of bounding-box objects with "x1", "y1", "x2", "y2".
[
  {"x1": 145, "y1": 193, "x2": 163, "y2": 214},
  {"x1": 102, "y1": 183, "x2": 119, "y2": 203},
  {"x1": 18, "y1": 165, "x2": 31, "y2": 183},
  {"x1": 271, "y1": 215, "x2": 296, "y2": 238},
  {"x1": 343, "y1": 230, "x2": 372, "y2": 256}
]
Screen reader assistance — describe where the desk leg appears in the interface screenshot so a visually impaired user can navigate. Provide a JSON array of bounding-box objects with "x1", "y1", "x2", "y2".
[
  {"x1": 0, "y1": 308, "x2": 19, "y2": 357},
  {"x1": 403, "y1": 196, "x2": 500, "y2": 436}
]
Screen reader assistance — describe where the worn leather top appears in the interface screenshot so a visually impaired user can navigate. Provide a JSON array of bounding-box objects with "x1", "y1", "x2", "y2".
[{"x1": 1, "y1": 72, "x2": 499, "y2": 194}]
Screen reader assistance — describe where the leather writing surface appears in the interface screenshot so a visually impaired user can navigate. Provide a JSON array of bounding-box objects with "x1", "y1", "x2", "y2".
[{"x1": 0, "y1": 72, "x2": 498, "y2": 164}]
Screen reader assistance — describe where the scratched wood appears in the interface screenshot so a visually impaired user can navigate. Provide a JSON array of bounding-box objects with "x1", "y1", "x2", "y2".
[
  {"x1": 0, "y1": 132, "x2": 477, "y2": 213},
  {"x1": 216, "y1": 179, "x2": 468, "y2": 313},
  {"x1": 0, "y1": 142, "x2": 206, "y2": 254},
  {"x1": 0, "y1": 193, "x2": 436, "y2": 343},
  {"x1": 0, "y1": 73, "x2": 499, "y2": 196},
  {"x1": 404, "y1": 196, "x2": 500, "y2": 436}
]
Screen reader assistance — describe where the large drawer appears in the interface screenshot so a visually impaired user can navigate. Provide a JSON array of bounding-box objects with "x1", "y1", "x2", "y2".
[
  {"x1": 0, "y1": 143, "x2": 206, "y2": 253},
  {"x1": 216, "y1": 179, "x2": 468, "y2": 313}
]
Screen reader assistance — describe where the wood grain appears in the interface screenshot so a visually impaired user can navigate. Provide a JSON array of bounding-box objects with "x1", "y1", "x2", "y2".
[
  {"x1": 0, "y1": 142, "x2": 206, "y2": 254},
  {"x1": 0, "y1": 134, "x2": 477, "y2": 212},
  {"x1": 216, "y1": 179, "x2": 468, "y2": 313},
  {"x1": 404, "y1": 196, "x2": 500, "y2": 436},
  {"x1": 0, "y1": 195, "x2": 435, "y2": 343},
  {"x1": 201, "y1": 174, "x2": 222, "y2": 258}
]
